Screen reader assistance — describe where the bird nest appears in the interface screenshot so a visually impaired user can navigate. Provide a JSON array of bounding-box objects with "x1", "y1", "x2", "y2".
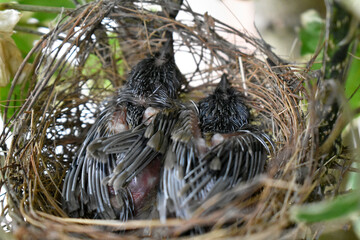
[{"x1": 0, "y1": 0, "x2": 352, "y2": 239}]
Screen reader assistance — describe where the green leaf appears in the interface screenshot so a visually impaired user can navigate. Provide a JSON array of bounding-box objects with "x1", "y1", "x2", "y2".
[
  {"x1": 345, "y1": 46, "x2": 360, "y2": 109},
  {"x1": 82, "y1": 54, "x2": 102, "y2": 77},
  {"x1": 18, "y1": 0, "x2": 75, "y2": 8},
  {"x1": 299, "y1": 10, "x2": 324, "y2": 56},
  {"x1": 108, "y1": 36, "x2": 124, "y2": 76},
  {"x1": 17, "y1": 0, "x2": 75, "y2": 23},
  {"x1": 300, "y1": 22, "x2": 324, "y2": 56},
  {"x1": 11, "y1": 32, "x2": 39, "y2": 61},
  {"x1": 0, "y1": 80, "x2": 29, "y2": 120},
  {"x1": 290, "y1": 191, "x2": 360, "y2": 223}
]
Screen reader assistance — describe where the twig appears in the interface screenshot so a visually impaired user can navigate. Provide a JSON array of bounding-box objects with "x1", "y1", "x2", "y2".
[
  {"x1": 238, "y1": 55, "x2": 247, "y2": 96},
  {"x1": 321, "y1": 0, "x2": 332, "y2": 81},
  {"x1": 0, "y1": 3, "x2": 74, "y2": 13},
  {"x1": 319, "y1": 107, "x2": 360, "y2": 155},
  {"x1": 72, "y1": 0, "x2": 85, "y2": 7},
  {"x1": 14, "y1": 26, "x2": 47, "y2": 37}
]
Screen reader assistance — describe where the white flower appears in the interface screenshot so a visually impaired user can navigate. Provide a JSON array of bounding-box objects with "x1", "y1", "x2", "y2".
[
  {"x1": 0, "y1": 10, "x2": 28, "y2": 87},
  {"x1": 0, "y1": 10, "x2": 21, "y2": 33}
]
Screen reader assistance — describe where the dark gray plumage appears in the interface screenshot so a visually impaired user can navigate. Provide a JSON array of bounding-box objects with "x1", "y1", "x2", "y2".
[
  {"x1": 198, "y1": 74, "x2": 249, "y2": 133},
  {"x1": 62, "y1": 34, "x2": 184, "y2": 220},
  {"x1": 159, "y1": 74, "x2": 273, "y2": 220}
]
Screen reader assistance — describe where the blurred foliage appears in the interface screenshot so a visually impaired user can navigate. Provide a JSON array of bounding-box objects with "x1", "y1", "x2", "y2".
[
  {"x1": 345, "y1": 47, "x2": 360, "y2": 109},
  {"x1": 300, "y1": 8, "x2": 360, "y2": 110},
  {"x1": 17, "y1": 0, "x2": 75, "y2": 23},
  {"x1": 299, "y1": 10, "x2": 324, "y2": 71},
  {"x1": 291, "y1": 191, "x2": 360, "y2": 223},
  {"x1": 0, "y1": 82, "x2": 29, "y2": 120},
  {"x1": 295, "y1": 1, "x2": 360, "y2": 238},
  {"x1": 1, "y1": 0, "x2": 360, "y2": 232},
  {"x1": 0, "y1": 1, "x2": 77, "y2": 120},
  {"x1": 11, "y1": 32, "x2": 38, "y2": 60},
  {"x1": 299, "y1": 10, "x2": 324, "y2": 57}
]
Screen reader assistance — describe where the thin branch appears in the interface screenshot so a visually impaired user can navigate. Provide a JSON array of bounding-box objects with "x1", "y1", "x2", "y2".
[
  {"x1": 0, "y1": 3, "x2": 74, "y2": 13},
  {"x1": 14, "y1": 26, "x2": 46, "y2": 36},
  {"x1": 319, "y1": 107, "x2": 360, "y2": 155}
]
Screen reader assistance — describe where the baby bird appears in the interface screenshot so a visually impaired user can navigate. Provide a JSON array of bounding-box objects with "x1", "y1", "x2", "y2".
[
  {"x1": 159, "y1": 74, "x2": 273, "y2": 220},
  {"x1": 62, "y1": 34, "x2": 184, "y2": 220}
]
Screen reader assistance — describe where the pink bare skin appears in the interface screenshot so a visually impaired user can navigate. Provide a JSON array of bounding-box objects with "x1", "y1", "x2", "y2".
[
  {"x1": 128, "y1": 157, "x2": 161, "y2": 216},
  {"x1": 108, "y1": 157, "x2": 161, "y2": 218}
]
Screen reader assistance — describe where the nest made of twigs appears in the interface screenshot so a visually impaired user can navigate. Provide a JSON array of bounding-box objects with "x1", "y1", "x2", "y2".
[{"x1": 0, "y1": 0, "x2": 351, "y2": 239}]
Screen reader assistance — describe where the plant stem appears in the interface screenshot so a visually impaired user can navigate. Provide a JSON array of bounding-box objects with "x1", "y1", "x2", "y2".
[
  {"x1": 14, "y1": 25, "x2": 66, "y2": 40},
  {"x1": 14, "y1": 26, "x2": 45, "y2": 36},
  {"x1": 319, "y1": 107, "x2": 360, "y2": 155},
  {"x1": 0, "y1": 3, "x2": 74, "y2": 13}
]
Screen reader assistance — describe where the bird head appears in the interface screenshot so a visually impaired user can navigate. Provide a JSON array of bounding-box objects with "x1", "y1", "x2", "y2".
[
  {"x1": 125, "y1": 34, "x2": 183, "y2": 101},
  {"x1": 198, "y1": 74, "x2": 249, "y2": 134}
]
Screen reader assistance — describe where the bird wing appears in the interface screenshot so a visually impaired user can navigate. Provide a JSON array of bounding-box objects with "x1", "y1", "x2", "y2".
[
  {"x1": 161, "y1": 119, "x2": 273, "y2": 219},
  {"x1": 160, "y1": 107, "x2": 202, "y2": 219},
  {"x1": 62, "y1": 100, "x2": 122, "y2": 219},
  {"x1": 90, "y1": 108, "x2": 180, "y2": 191},
  {"x1": 190, "y1": 128, "x2": 272, "y2": 200}
]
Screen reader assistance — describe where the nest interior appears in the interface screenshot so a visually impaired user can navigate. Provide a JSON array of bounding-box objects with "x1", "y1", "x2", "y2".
[{"x1": 0, "y1": 0, "x2": 354, "y2": 239}]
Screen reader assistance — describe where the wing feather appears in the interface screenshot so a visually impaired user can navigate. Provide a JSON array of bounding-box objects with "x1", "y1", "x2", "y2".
[
  {"x1": 62, "y1": 100, "x2": 129, "y2": 218},
  {"x1": 161, "y1": 117, "x2": 273, "y2": 219}
]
